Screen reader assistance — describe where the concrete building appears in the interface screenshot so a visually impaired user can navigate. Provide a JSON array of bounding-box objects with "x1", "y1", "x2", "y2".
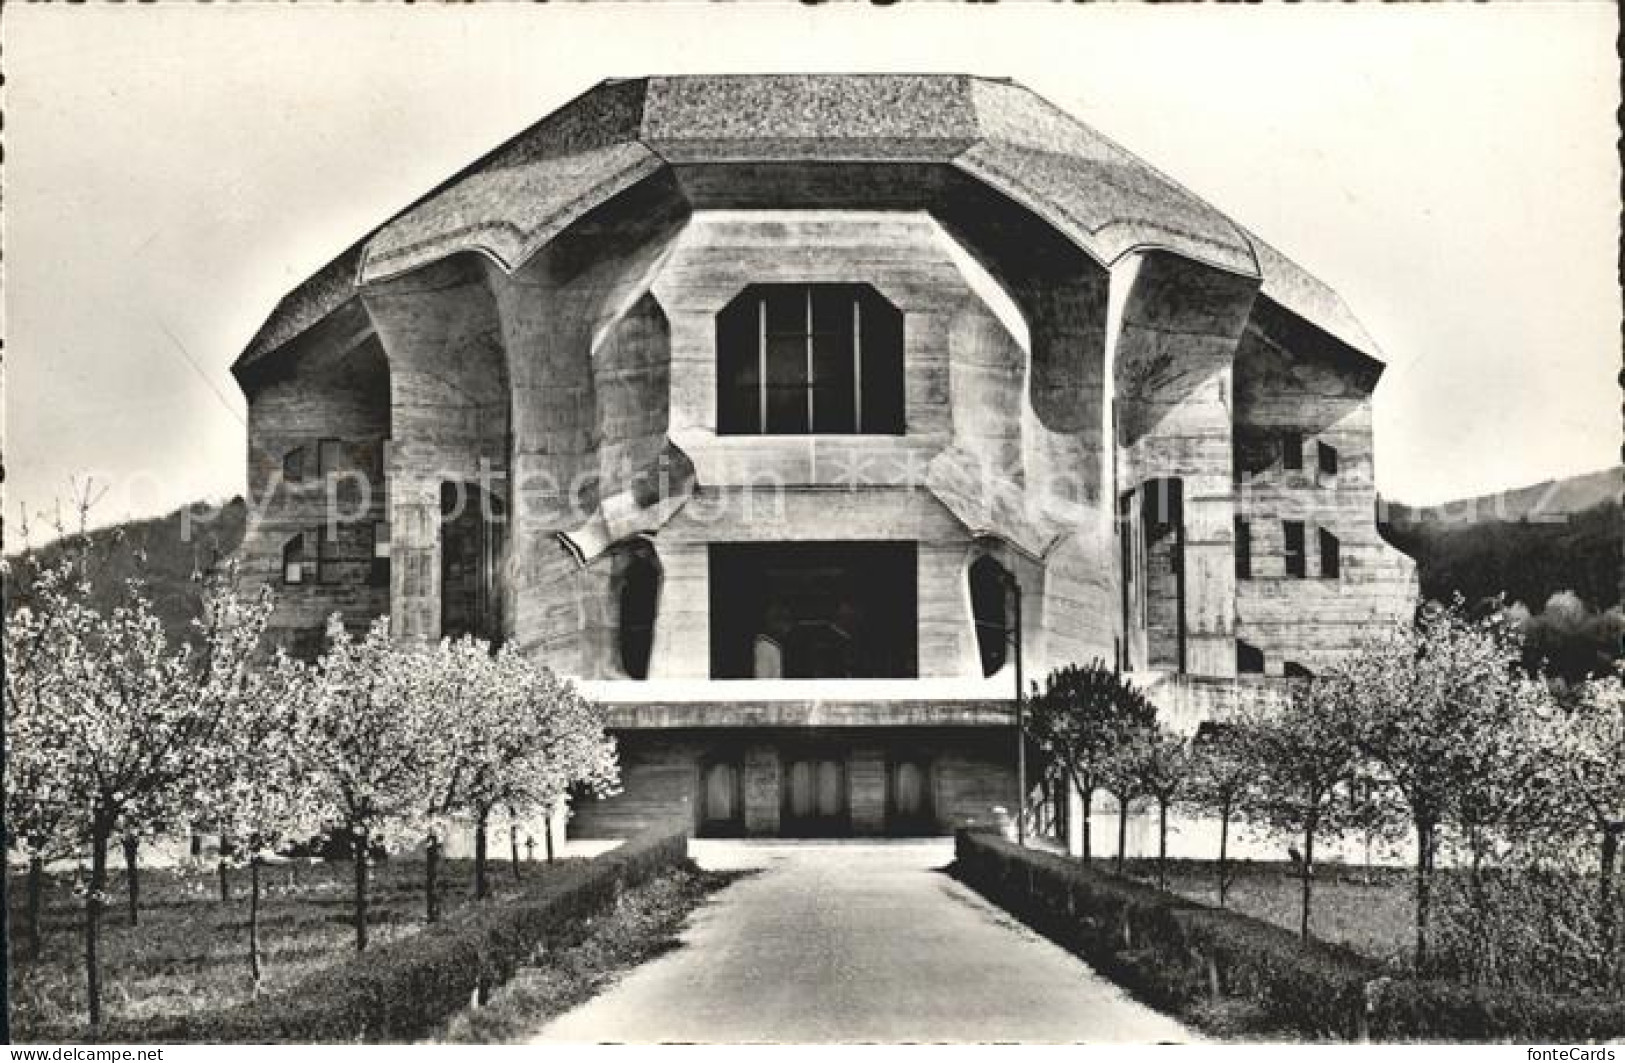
[{"x1": 231, "y1": 75, "x2": 1416, "y2": 841}]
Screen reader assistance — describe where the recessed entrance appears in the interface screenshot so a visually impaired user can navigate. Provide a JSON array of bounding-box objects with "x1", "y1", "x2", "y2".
[
  {"x1": 886, "y1": 758, "x2": 935, "y2": 835},
  {"x1": 698, "y1": 758, "x2": 745, "y2": 837},
  {"x1": 781, "y1": 757, "x2": 849, "y2": 837}
]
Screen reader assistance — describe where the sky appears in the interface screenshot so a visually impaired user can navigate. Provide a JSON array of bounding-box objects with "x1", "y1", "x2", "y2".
[{"x1": 3, "y1": 3, "x2": 1619, "y2": 533}]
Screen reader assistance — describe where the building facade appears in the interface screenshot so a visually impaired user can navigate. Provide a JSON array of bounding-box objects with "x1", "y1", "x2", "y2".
[{"x1": 232, "y1": 75, "x2": 1416, "y2": 841}]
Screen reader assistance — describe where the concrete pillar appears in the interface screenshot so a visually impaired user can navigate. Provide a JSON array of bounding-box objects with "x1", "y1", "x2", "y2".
[
  {"x1": 743, "y1": 746, "x2": 781, "y2": 836},
  {"x1": 849, "y1": 746, "x2": 888, "y2": 835}
]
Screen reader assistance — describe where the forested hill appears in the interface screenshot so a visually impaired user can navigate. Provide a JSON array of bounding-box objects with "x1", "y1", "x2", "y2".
[
  {"x1": 1381, "y1": 466, "x2": 1621, "y2": 611},
  {"x1": 4, "y1": 498, "x2": 248, "y2": 644}
]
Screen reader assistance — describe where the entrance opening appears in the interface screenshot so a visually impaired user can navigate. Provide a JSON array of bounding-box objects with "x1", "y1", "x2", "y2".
[
  {"x1": 698, "y1": 758, "x2": 745, "y2": 837},
  {"x1": 886, "y1": 758, "x2": 935, "y2": 835},
  {"x1": 781, "y1": 755, "x2": 849, "y2": 836},
  {"x1": 708, "y1": 542, "x2": 917, "y2": 679}
]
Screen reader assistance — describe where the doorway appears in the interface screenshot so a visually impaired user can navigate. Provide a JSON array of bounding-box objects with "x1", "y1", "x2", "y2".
[
  {"x1": 698, "y1": 758, "x2": 744, "y2": 837},
  {"x1": 886, "y1": 758, "x2": 936, "y2": 835},
  {"x1": 780, "y1": 757, "x2": 849, "y2": 836}
]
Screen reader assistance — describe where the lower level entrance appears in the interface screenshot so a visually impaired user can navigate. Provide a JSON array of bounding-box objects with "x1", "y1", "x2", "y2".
[{"x1": 781, "y1": 758, "x2": 849, "y2": 836}]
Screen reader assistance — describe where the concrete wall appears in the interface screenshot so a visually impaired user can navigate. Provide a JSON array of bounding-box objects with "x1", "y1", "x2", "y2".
[
  {"x1": 1231, "y1": 307, "x2": 1418, "y2": 674},
  {"x1": 568, "y1": 727, "x2": 1015, "y2": 839},
  {"x1": 239, "y1": 309, "x2": 390, "y2": 656}
]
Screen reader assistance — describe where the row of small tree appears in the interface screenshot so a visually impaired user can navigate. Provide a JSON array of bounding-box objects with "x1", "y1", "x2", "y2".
[
  {"x1": 1026, "y1": 601, "x2": 1624, "y2": 989},
  {"x1": 4, "y1": 530, "x2": 618, "y2": 1029}
]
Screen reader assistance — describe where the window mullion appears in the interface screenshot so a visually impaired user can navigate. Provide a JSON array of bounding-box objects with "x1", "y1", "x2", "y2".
[
  {"x1": 805, "y1": 287, "x2": 815, "y2": 430},
  {"x1": 853, "y1": 294, "x2": 863, "y2": 433},
  {"x1": 757, "y1": 296, "x2": 768, "y2": 433}
]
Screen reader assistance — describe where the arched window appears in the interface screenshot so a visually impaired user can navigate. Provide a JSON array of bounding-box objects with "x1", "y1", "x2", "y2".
[
  {"x1": 716, "y1": 283, "x2": 904, "y2": 436},
  {"x1": 616, "y1": 543, "x2": 660, "y2": 680},
  {"x1": 281, "y1": 532, "x2": 309, "y2": 584},
  {"x1": 1237, "y1": 640, "x2": 1265, "y2": 675},
  {"x1": 969, "y1": 555, "x2": 1012, "y2": 678}
]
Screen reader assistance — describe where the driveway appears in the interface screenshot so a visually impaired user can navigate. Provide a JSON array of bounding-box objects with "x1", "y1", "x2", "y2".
[{"x1": 532, "y1": 839, "x2": 1197, "y2": 1044}]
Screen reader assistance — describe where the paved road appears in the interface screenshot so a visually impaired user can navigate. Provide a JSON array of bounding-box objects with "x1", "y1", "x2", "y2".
[{"x1": 532, "y1": 840, "x2": 1197, "y2": 1044}]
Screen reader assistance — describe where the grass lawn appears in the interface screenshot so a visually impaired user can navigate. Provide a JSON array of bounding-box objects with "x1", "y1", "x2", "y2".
[
  {"x1": 1117, "y1": 857, "x2": 1418, "y2": 968},
  {"x1": 7, "y1": 854, "x2": 577, "y2": 1041}
]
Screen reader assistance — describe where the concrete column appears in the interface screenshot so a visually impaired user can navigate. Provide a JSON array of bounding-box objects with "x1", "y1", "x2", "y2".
[
  {"x1": 649, "y1": 541, "x2": 710, "y2": 678},
  {"x1": 849, "y1": 746, "x2": 888, "y2": 835},
  {"x1": 743, "y1": 745, "x2": 781, "y2": 836}
]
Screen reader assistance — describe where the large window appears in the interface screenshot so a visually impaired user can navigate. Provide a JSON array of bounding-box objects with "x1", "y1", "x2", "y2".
[
  {"x1": 716, "y1": 284, "x2": 904, "y2": 435},
  {"x1": 709, "y1": 542, "x2": 917, "y2": 679},
  {"x1": 1283, "y1": 520, "x2": 1306, "y2": 579},
  {"x1": 969, "y1": 555, "x2": 1012, "y2": 677}
]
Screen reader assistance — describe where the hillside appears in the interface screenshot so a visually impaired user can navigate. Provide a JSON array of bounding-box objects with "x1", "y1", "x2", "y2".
[
  {"x1": 4, "y1": 498, "x2": 248, "y2": 645},
  {"x1": 1381, "y1": 466, "x2": 1621, "y2": 611}
]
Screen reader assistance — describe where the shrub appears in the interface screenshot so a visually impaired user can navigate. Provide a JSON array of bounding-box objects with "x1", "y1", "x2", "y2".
[
  {"x1": 98, "y1": 832, "x2": 687, "y2": 1044},
  {"x1": 954, "y1": 831, "x2": 1625, "y2": 1042}
]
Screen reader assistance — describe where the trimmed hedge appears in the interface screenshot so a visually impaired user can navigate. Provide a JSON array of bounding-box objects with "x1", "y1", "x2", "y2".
[
  {"x1": 103, "y1": 831, "x2": 688, "y2": 1044},
  {"x1": 955, "y1": 830, "x2": 1625, "y2": 1042}
]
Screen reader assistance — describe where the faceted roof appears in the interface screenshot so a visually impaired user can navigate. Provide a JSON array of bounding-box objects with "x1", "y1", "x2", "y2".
[{"x1": 235, "y1": 74, "x2": 1379, "y2": 374}]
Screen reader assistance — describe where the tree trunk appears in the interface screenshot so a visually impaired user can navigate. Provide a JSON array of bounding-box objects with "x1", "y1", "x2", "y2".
[
  {"x1": 1157, "y1": 798, "x2": 1169, "y2": 891},
  {"x1": 352, "y1": 834, "x2": 370, "y2": 953},
  {"x1": 1600, "y1": 827, "x2": 1619, "y2": 960},
  {"x1": 510, "y1": 821, "x2": 522, "y2": 882},
  {"x1": 1298, "y1": 824, "x2": 1316, "y2": 940},
  {"x1": 474, "y1": 810, "x2": 490, "y2": 900},
  {"x1": 249, "y1": 857, "x2": 262, "y2": 990},
  {"x1": 25, "y1": 855, "x2": 44, "y2": 961},
  {"x1": 545, "y1": 817, "x2": 556, "y2": 864},
  {"x1": 86, "y1": 824, "x2": 110, "y2": 1031},
  {"x1": 1116, "y1": 794, "x2": 1130, "y2": 876},
  {"x1": 1081, "y1": 786, "x2": 1093, "y2": 865},
  {"x1": 1217, "y1": 806, "x2": 1231, "y2": 908},
  {"x1": 425, "y1": 835, "x2": 441, "y2": 924},
  {"x1": 218, "y1": 856, "x2": 231, "y2": 903},
  {"x1": 122, "y1": 836, "x2": 140, "y2": 927},
  {"x1": 1414, "y1": 821, "x2": 1434, "y2": 969}
]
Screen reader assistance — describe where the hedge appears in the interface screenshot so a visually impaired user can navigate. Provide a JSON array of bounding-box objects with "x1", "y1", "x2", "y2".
[
  {"x1": 955, "y1": 830, "x2": 1625, "y2": 1042},
  {"x1": 102, "y1": 831, "x2": 688, "y2": 1044}
]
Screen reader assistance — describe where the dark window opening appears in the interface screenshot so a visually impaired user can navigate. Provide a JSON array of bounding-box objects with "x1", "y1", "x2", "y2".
[
  {"x1": 370, "y1": 521, "x2": 391, "y2": 587},
  {"x1": 969, "y1": 555, "x2": 1013, "y2": 677},
  {"x1": 716, "y1": 284, "x2": 904, "y2": 436},
  {"x1": 1234, "y1": 517, "x2": 1252, "y2": 580},
  {"x1": 1283, "y1": 520, "x2": 1306, "y2": 578},
  {"x1": 1282, "y1": 431, "x2": 1304, "y2": 472},
  {"x1": 282, "y1": 446, "x2": 309, "y2": 484},
  {"x1": 281, "y1": 533, "x2": 309, "y2": 585},
  {"x1": 1284, "y1": 660, "x2": 1315, "y2": 679},
  {"x1": 1317, "y1": 441, "x2": 1339, "y2": 477},
  {"x1": 709, "y1": 542, "x2": 916, "y2": 679},
  {"x1": 318, "y1": 438, "x2": 344, "y2": 478},
  {"x1": 1319, "y1": 528, "x2": 1342, "y2": 579},
  {"x1": 616, "y1": 543, "x2": 660, "y2": 680},
  {"x1": 317, "y1": 523, "x2": 374, "y2": 585},
  {"x1": 441, "y1": 483, "x2": 505, "y2": 643},
  {"x1": 1237, "y1": 640, "x2": 1265, "y2": 674}
]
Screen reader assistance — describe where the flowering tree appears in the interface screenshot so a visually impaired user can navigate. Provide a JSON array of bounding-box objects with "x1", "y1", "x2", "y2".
[
  {"x1": 1544, "y1": 671, "x2": 1625, "y2": 957},
  {"x1": 1136, "y1": 728, "x2": 1191, "y2": 890},
  {"x1": 1245, "y1": 682, "x2": 1356, "y2": 940},
  {"x1": 1024, "y1": 660, "x2": 1157, "y2": 865},
  {"x1": 3, "y1": 564, "x2": 84, "y2": 960},
  {"x1": 444, "y1": 643, "x2": 618, "y2": 900},
  {"x1": 205, "y1": 650, "x2": 322, "y2": 988},
  {"x1": 3, "y1": 544, "x2": 273, "y2": 1028},
  {"x1": 1102, "y1": 724, "x2": 1156, "y2": 875},
  {"x1": 300, "y1": 616, "x2": 433, "y2": 952},
  {"x1": 1185, "y1": 722, "x2": 1259, "y2": 907},
  {"x1": 1342, "y1": 600, "x2": 1529, "y2": 966}
]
